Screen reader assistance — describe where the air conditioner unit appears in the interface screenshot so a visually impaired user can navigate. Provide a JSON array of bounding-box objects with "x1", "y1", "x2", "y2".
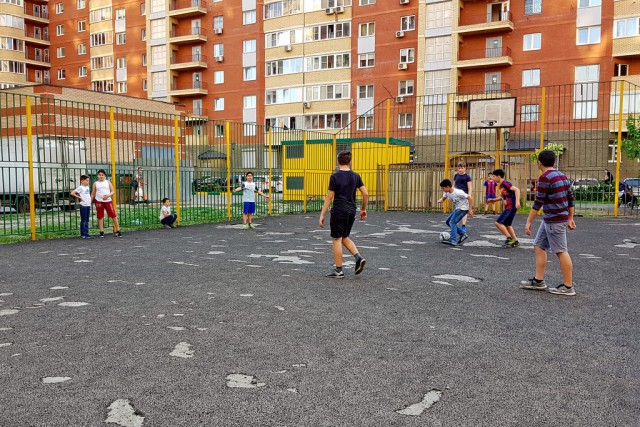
[
  {"x1": 400, "y1": 0, "x2": 409, "y2": 4},
  {"x1": 303, "y1": 101, "x2": 312, "y2": 109},
  {"x1": 214, "y1": 27, "x2": 223, "y2": 35},
  {"x1": 398, "y1": 62, "x2": 408, "y2": 70},
  {"x1": 215, "y1": 55, "x2": 223, "y2": 62},
  {"x1": 335, "y1": 5, "x2": 344, "y2": 13},
  {"x1": 284, "y1": 44, "x2": 292, "y2": 52},
  {"x1": 396, "y1": 96, "x2": 405, "y2": 104},
  {"x1": 396, "y1": 30, "x2": 405, "y2": 38},
  {"x1": 325, "y1": 7, "x2": 334, "y2": 14}
]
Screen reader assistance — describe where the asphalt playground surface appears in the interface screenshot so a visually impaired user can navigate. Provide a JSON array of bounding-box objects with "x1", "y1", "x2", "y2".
[{"x1": 1, "y1": 212, "x2": 639, "y2": 427}]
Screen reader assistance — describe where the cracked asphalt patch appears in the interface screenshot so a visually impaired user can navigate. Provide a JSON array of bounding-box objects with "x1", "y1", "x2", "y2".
[{"x1": 0, "y1": 212, "x2": 639, "y2": 426}]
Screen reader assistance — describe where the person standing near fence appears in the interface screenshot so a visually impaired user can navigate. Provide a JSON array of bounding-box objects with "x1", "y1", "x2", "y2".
[
  {"x1": 91, "y1": 169, "x2": 123, "y2": 238},
  {"x1": 232, "y1": 172, "x2": 270, "y2": 229},
  {"x1": 71, "y1": 174, "x2": 93, "y2": 239},
  {"x1": 130, "y1": 166, "x2": 149, "y2": 205},
  {"x1": 454, "y1": 162, "x2": 472, "y2": 234},
  {"x1": 522, "y1": 150, "x2": 576, "y2": 296}
]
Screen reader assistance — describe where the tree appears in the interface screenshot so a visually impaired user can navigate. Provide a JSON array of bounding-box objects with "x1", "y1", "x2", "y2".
[
  {"x1": 530, "y1": 143, "x2": 565, "y2": 162},
  {"x1": 621, "y1": 115, "x2": 640, "y2": 161}
]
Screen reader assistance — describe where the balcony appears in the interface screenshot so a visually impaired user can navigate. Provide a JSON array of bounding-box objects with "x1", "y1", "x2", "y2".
[
  {"x1": 457, "y1": 11, "x2": 513, "y2": 35},
  {"x1": 170, "y1": 53, "x2": 208, "y2": 70},
  {"x1": 168, "y1": 0, "x2": 207, "y2": 18},
  {"x1": 612, "y1": 37, "x2": 640, "y2": 58},
  {"x1": 24, "y1": 31, "x2": 50, "y2": 46},
  {"x1": 170, "y1": 81, "x2": 208, "y2": 97},
  {"x1": 457, "y1": 83, "x2": 511, "y2": 95},
  {"x1": 23, "y1": 10, "x2": 50, "y2": 24},
  {"x1": 185, "y1": 108, "x2": 209, "y2": 120},
  {"x1": 456, "y1": 46, "x2": 512, "y2": 69},
  {"x1": 169, "y1": 26, "x2": 207, "y2": 45},
  {"x1": 23, "y1": 51, "x2": 51, "y2": 67}
]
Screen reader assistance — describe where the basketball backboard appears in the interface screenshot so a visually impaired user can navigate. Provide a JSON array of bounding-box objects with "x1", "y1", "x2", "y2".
[{"x1": 468, "y1": 97, "x2": 517, "y2": 129}]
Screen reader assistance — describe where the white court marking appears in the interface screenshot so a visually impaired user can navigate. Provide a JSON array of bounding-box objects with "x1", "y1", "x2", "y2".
[
  {"x1": 49, "y1": 286, "x2": 68, "y2": 290},
  {"x1": 240, "y1": 294, "x2": 253, "y2": 297},
  {"x1": 207, "y1": 251, "x2": 225, "y2": 255},
  {"x1": 42, "y1": 377, "x2": 72, "y2": 384},
  {"x1": 167, "y1": 326, "x2": 186, "y2": 331},
  {"x1": 274, "y1": 306, "x2": 285, "y2": 311},
  {"x1": 0, "y1": 309, "x2": 20, "y2": 316},
  {"x1": 105, "y1": 399, "x2": 144, "y2": 427},
  {"x1": 247, "y1": 254, "x2": 313, "y2": 264},
  {"x1": 460, "y1": 240, "x2": 501, "y2": 248},
  {"x1": 0, "y1": 293, "x2": 13, "y2": 296},
  {"x1": 0, "y1": 342, "x2": 12, "y2": 347},
  {"x1": 39, "y1": 297, "x2": 64, "y2": 302},
  {"x1": 107, "y1": 280, "x2": 125, "y2": 283},
  {"x1": 225, "y1": 373, "x2": 265, "y2": 388},
  {"x1": 579, "y1": 254, "x2": 602, "y2": 259},
  {"x1": 168, "y1": 261, "x2": 199, "y2": 267},
  {"x1": 379, "y1": 268, "x2": 390, "y2": 270},
  {"x1": 432, "y1": 281, "x2": 454, "y2": 286},
  {"x1": 170, "y1": 342, "x2": 194, "y2": 358},
  {"x1": 396, "y1": 390, "x2": 442, "y2": 416},
  {"x1": 246, "y1": 265, "x2": 263, "y2": 268},
  {"x1": 280, "y1": 249, "x2": 323, "y2": 254},
  {"x1": 58, "y1": 302, "x2": 89, "y2": 307},
  {"x1": 470, "y1": 254, "x2": 509, "y2": 260},
  {"x1": 401, "y1": 241, "x2": 427, "y2": 245},
  {"x1": 433, "y1": 274, "x2": 480, "y2": 283},
  {"x1": 615, "y1": 240, "x2": 640, "y2": 249},
  {"x1": 73, "y1": 260, "x2": 93, "y2": 263},
  {"x1": 0, "y1": 327, "x2": 13, "y2": 331}
]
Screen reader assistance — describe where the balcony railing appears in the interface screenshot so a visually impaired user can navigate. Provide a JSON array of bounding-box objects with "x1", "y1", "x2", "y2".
[
  {"x1": 25, "y1": 51, "x2": 50, "y2": 63},
  {"x1": 171, "y1": 81, "x2": 208, "y2": 91},
  {"x1": 25, "y1": 10, "x2": 49, "y2": 19},
  {"x1": 169, "y1": 0, "x2": 206, "y2": 11},
  {"x1": 172, "y1": 53, "x2": 207, "y2": 64},
  {"x1": 188, "y1": 108, "x2": 208, "y2": 116},
  {"x1": 26, "y1": 31, "x2": 50, "y2": 41},
  {"x1": 458, "y1": 46, "x2": 511, "y2": 61},
  {"x1": 457, "y1": 83, "x2": 511, "y2": 95},
  {"x1": 170, "y1": 26, "x2": 203, "y2": 37},
  {"x1": 459, "y1": 10, "x2": 511, "y2": 26}
]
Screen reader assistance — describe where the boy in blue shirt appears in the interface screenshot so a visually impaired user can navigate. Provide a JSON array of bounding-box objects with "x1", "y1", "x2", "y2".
[
  {"x1": 232, "y1": 172, "x2": 269, "y2": 229},
  {"x1": 491, "y1": 169, "x2": 521, "y2": 248}
]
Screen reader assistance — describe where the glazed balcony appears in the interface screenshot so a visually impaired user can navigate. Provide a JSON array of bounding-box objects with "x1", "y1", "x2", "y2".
[
  {"x1": 170, "y1": 80, "x2": 208, "y2": 97},
  {"x1": 23, "y1": 10, "x2": 50, "y2": 24},
  {"x1": 168, "y1": 0, "x2": 207, "y2": 18},
  {"x1": 170, "y1": 53, "x2": 208, "y2": 70},
  {"x1": 23, "y1": 50, "x2": 51, "y2": 67},
  {"x1": 456, "y1": 46, "x2": 512, "y2": 69},
  {"x1": 169, "y1": 26, "x2": 207, "y2": 45},
  {"x1": 612, "y1": 36, "x2": 640, "y2": 58},
  {"x1": 24, "y1": 30, "x2": 50, "y2": 46},
  {"x1": 457, "y1": 11, "x2": 513, "y2": 35}
]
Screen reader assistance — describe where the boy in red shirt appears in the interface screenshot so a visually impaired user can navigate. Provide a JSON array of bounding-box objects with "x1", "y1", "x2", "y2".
[{"x1": 491, "y1": 169, "x2": 521, "y2": 248}]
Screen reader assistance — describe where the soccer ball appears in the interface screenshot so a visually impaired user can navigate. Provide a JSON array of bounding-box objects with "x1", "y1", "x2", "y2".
[{"x1": 439, "y1": 231, "x2": 451, "y2": 241}]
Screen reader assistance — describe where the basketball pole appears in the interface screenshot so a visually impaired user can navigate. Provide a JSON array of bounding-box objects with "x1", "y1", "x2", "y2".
[{"x1": 495, "y1": 127, "x2": 502, "y2": 171}]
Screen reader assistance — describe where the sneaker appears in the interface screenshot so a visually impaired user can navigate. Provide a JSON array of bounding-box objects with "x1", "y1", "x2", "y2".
[
  {"x1": 164, "y1": 225, "x2": 172, "y2": 229},
  {"x1": 242, "y1": 224, "x2": 249, "y2": 229},
  {"x1": 82, "y1": 235, "x2": 94, "y2": 239},
  {"x1": 355, "y1": 258, "x2": 366, "y2": 275},
  {"x1": 505, "y1": 237, "x2": 514, "y2": 245},
  {"x1": 458, "y1": 233, "x2": 469, "y2": 243},
  {"x1": 115, "y1": 231, "x2": 123, "y2": 238},
  {"x1": 326, "y1": 270, "x2": 345, "y2": 279},
  {"x1": 99, "y1": 232, "x2": 105, "y2": 238},
  {"x1": 508, "y1": 240, "x2": 520, "y2": 248},
  {"x1": 248, "y1": 223, "x2": 254, "y2": 229},
  {"x1": 520, "y1": 278, "x2": 547, "y2": 291},
  {"x1": 442, "y1": 239, "x2": 458, "y2": 246},
  {"x1": 548, "y1": 284, "x2": 576, "y2": 296}
]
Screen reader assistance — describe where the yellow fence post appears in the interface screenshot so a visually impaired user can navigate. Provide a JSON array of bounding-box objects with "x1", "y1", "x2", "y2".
[
  {"x1": 109, "y1": 107, "x2": 117, "y2": 213},
  {"x1": 384, "y1": 98, "x2": 391, "y2": 212},
  {"x1": 225, "y1": 121, "x2": 232, "y2": 221},
  {"x1": 443, "y1": 94, "x2": 451, "y2": 213},
  {"x1": 303, "y1": 131, "x2": 307, "y2": 213},
  {"x1": 268, "y1": 127, "x2": 273, "y2": 216},
  {"x1": 614, "y1": 80, "x2": 625, "y2": 218},
  {"x1": 332, "y1": 133, "x2": 337, "y2": 167},
  {"x1": 174, "y1": 116, "x2": 181, "y2": 225},
  {"x1": 26, "y1": 97, "x2": 36, "y2": 241}
]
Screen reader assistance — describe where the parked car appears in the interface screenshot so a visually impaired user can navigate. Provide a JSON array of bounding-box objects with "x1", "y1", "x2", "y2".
[
  {"x1": 571, "y1": 178, "x2": 599, "y2": 189},
  {"x1": 267, "y1": 176, "x2": 283, "y2": 193}
]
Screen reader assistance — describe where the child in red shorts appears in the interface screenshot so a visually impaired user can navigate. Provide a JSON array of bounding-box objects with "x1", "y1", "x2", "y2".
[{"x1": 91, "y1": 169, "x2": 122, "y2": 237}]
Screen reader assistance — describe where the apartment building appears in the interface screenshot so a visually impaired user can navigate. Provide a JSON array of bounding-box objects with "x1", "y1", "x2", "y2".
[{"x1": 1, "y1": 0, "x2": 639, "y2": 134}]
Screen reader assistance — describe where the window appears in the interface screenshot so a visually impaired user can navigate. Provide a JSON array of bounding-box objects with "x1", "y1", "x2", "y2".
[
  {"x1": 305, "y1": 113, "x2": 349, "y2": 130},
  {"x1": 265, "y1": 88, "x2": 303, "y2": 105},
  {"x1": 142, "y1": 53, "x2": 147, "y2": 66},
  {"x1": 90, "y1": 31, "x2": 113, "y2": 47},
  {"x1": 116, "y1": 32, "x2": 126, "y2": 45},
  {"x1": 151, "y1": 71, "x2": 166, "y2": 91},
  {"x1": 214, "y1": 71, "x2": 224, "y2": 84},
  {"x1": 55, "y1": 3, "x2": 63, "y2": 14},
  {"x1": 266, "y1": 58, "x2": 303, "y2": 75},
  {"x1": 521, "y1": 104, "x2": 539, "y2": 122},
  {"x1": 400, "y1": 48, "x2": 415, "y2": 63},
  {"x1": 524, "y1": 0, "x2": 541, "y2": 15},
  {"x1": 358, "y1": 53, "x2": 375, "y2": 68},
  {"x1": 0, "y1": 15, "x2": 24, "y2": 30},
  {"x1": 78, "y1": 20, "x2": 86, "y2": 32},
  {"x1": 358, "y1": 84, "x2": 374, "y2": 99},
  {"x1": 244, "y1": 95, "x2": 256, "y2": 109},
  {"x1": 213, "y1": 15, "x2": 223, "y2": 31},
  {"x1": 142, "y1": 79, "x2": 147, "y2": 91},
  {"x1": 141, "y1": 3, "x2": 145, "y2": 15},
  {"x1": 0, "y1": 37, "x2": 24, "y2": 52},
  {"x1": 243, "y1": 39, "x2": 256, "y2": 53},
  {"x1": 359, "y1": 22, "x2": 374, "y2": 37},
  {"x1": 614, "y1": 63, "x2": 628, "y2": 77},
  {"x1": 244, "y1": 66, "x2": 256, "y2": 80},
  {"x1": 608, "y1": 144, "x2": 619, "y2": 163},
  {"x1": 91, "y1": 55, "x2": 114, "y2": 69},
  {"x1": 523, "y1": 33, "x2": 541, "y2": 51},
  {"x1": 577, "y1": 26, "x2": 600, "y2": 45},
  {"x1": 578, "y1": 0, "x2": 600, "y2": 7},
  {"x1": 305, "y1": 83, "x2": 350, "y2": 101},
  {"x1": 401, "y1": 15, "x2": 415, "y2": 31},
  {"x1": 150, "y1": 19, "x2": 165, "y2": 39},
  {"x1": 305, "y1": 23, "x2": 350, "y2": 42},
  {"x1": 78, "y1": 43, "x2": 86, "y2": 55},
  {"x1": 399, "y1": 80, "x2": 414, "y2": 96},
  {"x1": 426, "y1": 1, "x2": 452, "y2": 29},
  {"x1": 56, "y1": 25, "x2": 64, "y2": 36},
  {"x1": 151, "y1": 0, "x2": 164, "y2": 13},
  {"x1": 151, "y1": 46, "x2": 166, "y2": 65},
  {"x1": 57, "y1": 69, "x2": 66, "y2": 79},
  {"x1": 264, "y1": 0, "x2": 302, "y2": 19},
  {"x1": 522, "y1": 69, "x2": 540, "y2": 87},
  {"x1": 574, "y1": 64, "x2": 599, "y2": 119},
  {"x1": 117, "y1": 57, "x2": 126, "y2": 69},
  {"x1": 115, "y1": 8, "x2": 125, "y2": 20},
  {"x1": 213, "y1": 43, "x2": 224, "y2": 56},
  {"x1": 305, "y1": 54, "x2": 350, "y2": 71},
  {"x1": 360, "y1": 0, "x2": 375, "y2": 4},
  {"x1": 398, "y1": 113, "x2": 413, "y2": 129},
  {"x1": 614, "y1": 18, "x2": 640, "y2": 38},
  {"x1": 92, "y1": 80, "x2": 114, "y2": 93},
  {"x1": 89, "y1": 7, "x2": 111, "y2": 23},
  {"x1": 141, "y1": 29, "x2": 146, "y2": 40},
  {"x1": 77, "y1": 0, "x2": 85, "y2": 9},
  {"x1": 214, "y1": 98, "x2": 224, "y2": 111},
  {"x1": 426, "y1": 36, "x2": 451, "y2": 62},
  {"x1": 243, "y1": 10, "x2": 256, "y2": 25},
  {"x1": 0, "y1": 60, "x2": 25, "y2": 74},
  {"x1": 56, "y1": 47, "x2": 65, "y2": 58},
  {"x1": 78, "y1": 66, "x2": 87, "y2": 77},
  {"x1": 118, "y1": 82, "x2": 127, "y2": 93},
  {"x1": 357, "y1": 114, "x2": 373, "y2": 131}
]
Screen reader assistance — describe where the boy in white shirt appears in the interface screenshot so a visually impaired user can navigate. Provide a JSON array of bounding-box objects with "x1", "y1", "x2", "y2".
[
  {"x1": 232, "y1": 172, "x2": 269, "y2": 229},
  {"x1": 71, "y1": 174, "x2": 93, "y2": 239},
  {"x1": 159, "y1": 198, "x2": 177, "y2": 229},
  {"x1": 437, "y1": 178, "x2": 474, "y2": 246}
]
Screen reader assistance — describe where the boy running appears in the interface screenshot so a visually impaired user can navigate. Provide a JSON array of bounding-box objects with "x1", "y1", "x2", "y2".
[
  {"x1": 491, "y1": 169, "x2": 521, "y2": 248},
  {"x1": 319, "y1": 151, "x2": 368, "y2": 278},
  {"x1": 522, "y1": 150, "x2": 576, "y2": 296},
  {"x1": 454, "y1": 162, "x2": 472, "y2": 233},
  {"x1": 91, "y1": 169, "x2": 122, "y2": 237},
  {"x1": 437, "y1": 179, "x2": 474, "y2": 246},
  {"x1": 232, "y1": 172, "x2": 269, "y2": 229},
  {"x1": 71, "y1": 174, "x2": 93, "y2": 239},
  {"x1": 483, "y1": 173, "x2": 499, "y2": 214}
]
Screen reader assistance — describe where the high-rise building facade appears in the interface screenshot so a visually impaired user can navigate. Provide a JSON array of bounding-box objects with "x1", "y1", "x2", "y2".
[{"x1": 1, "y1": 0, "x2": 639, "y2": 130}]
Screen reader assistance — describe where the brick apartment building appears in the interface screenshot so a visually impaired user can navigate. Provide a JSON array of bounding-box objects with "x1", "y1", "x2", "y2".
[{"x1": 1, "y1": 0, "x2": 639, "y2": 135}]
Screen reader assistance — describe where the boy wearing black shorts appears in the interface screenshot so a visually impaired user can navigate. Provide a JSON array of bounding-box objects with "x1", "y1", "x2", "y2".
[
  {"x1": 491, "y1": 169, "x2": 521, "y2": 247},
  {"x1": 319, "y1": 151, "x2": 369, "y2": 278}
]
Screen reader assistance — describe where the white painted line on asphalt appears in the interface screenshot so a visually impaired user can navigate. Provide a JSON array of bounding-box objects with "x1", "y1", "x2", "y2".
[
  {"x1": 271, "y1": 370, "x2": 287, "y2": 374},
  {"x1": 0, "y1": 342, "x2": 12, "y2": 347},
  {"x1": 379, "y1": 268, "x2": 390, "y2": 270},
  {"x1": 280, "y1": 249, "x2": 323, "y2": 254},
  {"x1": 291, "y1": 363, "x2": 306, "y2": 368},
  {"x1": 460, "y1": 240, "x2": 500, "y2": 247},
  {"x1": 49, "y1": 286, "x2": 68, "y2": 290},
  {"x1": 42, "y1": 377, "x2": 71, "y2": 384},
  {"x1": 73, "y1": 260, "x2": 93, "y2": 263},
  {"x1": 396, "y1": 389, "x2": 442, "y2": 416},
  {"x1": 615, "y1": 240, "x2": 640, "y2": 248},
  {"x1": 105, "y1": 399, "x2": 144, "y2": 427},
  {"x1": 470, "y1": 254, "x2": 509, "y2": 260},
  {"x1": 433, "y1": 274, "x2": 480, "y2": 283},
  {"x1": 170, "y1": 342, "x2": 194, "y2": 358},
  {"x1": 432, "y1": 281, "x2": 453, "y2": 286},
  {"x1": 287, "y1": 388, "x2": 298, "y2": 393},
  {"x1": 401, "y1": 241, "x2": 427, "y2": 245},
  {"x1": 247, "y1": 254, "x2": 314, "y2": 264},
  {"x1": 108, "y1": 280, "x2": 125, "y2": 283},
  {"x1": 0, "y1": 327, "x2": 13, "y2": 331},
  {"x1": 58, "y1": 302, "x2": 89, "y2": 307},
  {"x1": 225, "y1": 373, "x2": 265, "y2": 388},
  {"x1": 167, "y1": 326, "x2": 185, "y2": 331},
  {"x1": 39, "y1": 297, "x2": 64, "y2": 302},
  {"x1": 0, "y1": 293, "x2": 13, "y2": 296},
  {"x1": 0, "y1": 309, "x2": 20, "y2": 316},
  {"x1": 207, "y1": 251, "x2": 225, "y2": 255},
  {"x1": 386, "y1": 288, "x2": 400, "y2": 291},
  {"x1": 228, "y1": 259, "x2": 247, "y2": 263},
  {"x1": 274, "y1": 306, "x2": 285, "y2": 311},
  {"x1": 168, "y1": 261, "x2": 199, "y2": 267},
  {"x1": 240, "y1": 294, "x2": 254, "y2": 297}
]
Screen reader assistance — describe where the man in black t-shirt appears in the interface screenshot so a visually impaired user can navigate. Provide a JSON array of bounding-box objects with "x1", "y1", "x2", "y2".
[{"x1": 319, "y1": 151, "x2": 369, "y2": 278}]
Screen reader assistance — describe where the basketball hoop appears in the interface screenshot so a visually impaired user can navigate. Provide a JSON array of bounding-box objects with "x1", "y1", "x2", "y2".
[{"x1": 480, "y1": 120, "x2": 497, "y2": 127}]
